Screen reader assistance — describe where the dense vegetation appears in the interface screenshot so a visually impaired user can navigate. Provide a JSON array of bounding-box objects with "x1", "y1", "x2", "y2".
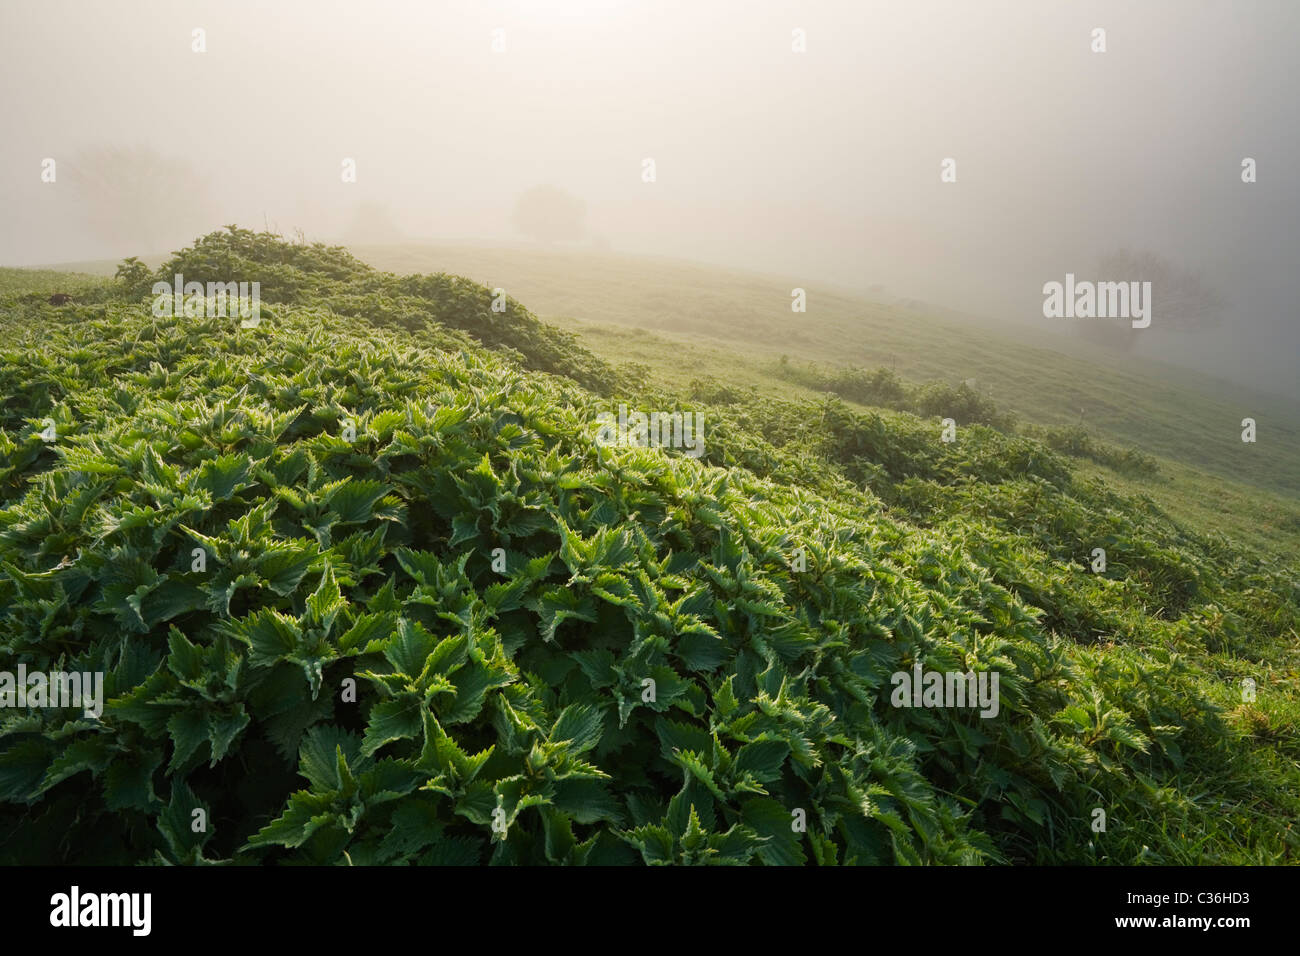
[
  {"x1": 766, "y1": 359, "x2": 1160, "y2": 478},
  {"x1": 355, "y1": 241, "x2": 1300, "y2": 506},
  {"x1": 0, "y1": 230, "x2": 1295, "y2": 865}
]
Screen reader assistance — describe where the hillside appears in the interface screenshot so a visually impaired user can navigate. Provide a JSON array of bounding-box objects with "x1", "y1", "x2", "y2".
[
  {"x1": 347, "y1": 243, "x2": 1300, "y2": 561},
  {"x1": 24, "y1": 244, "x2": 1299, "y2": 559},
  {"x1": 349, "y1": 244, "x2": 1296, "y2": 476},
  {"x1": 1, "y1": 229, "x2": 1296, "y2": 866}
]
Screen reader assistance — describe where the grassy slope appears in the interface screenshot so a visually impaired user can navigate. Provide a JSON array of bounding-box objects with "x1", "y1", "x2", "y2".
[
  {"x1": 0, "y1": 266, "x2": 108, "y2": 297},
  {"x1": 348, "y1": 244, "x2": 1300, "y2": 559},
  {"x1": 11, "y1": 249, "x2": 1299, "y2": 560},
  {"x1": 1, "y1": 233, "x2": 1297, "y2": 866}
]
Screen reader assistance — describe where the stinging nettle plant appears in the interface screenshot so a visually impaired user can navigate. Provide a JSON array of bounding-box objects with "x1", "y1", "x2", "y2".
[{"x1": 0, "y1": 229, "x2": 1295, "y2": 866}]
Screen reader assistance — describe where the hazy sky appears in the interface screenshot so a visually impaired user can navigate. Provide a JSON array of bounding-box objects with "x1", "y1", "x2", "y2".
[{"x1": 1, "y1": 0, "x2": 1295, "y2": 396}]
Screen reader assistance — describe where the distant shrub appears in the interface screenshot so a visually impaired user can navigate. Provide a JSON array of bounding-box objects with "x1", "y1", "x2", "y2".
[
  {"x1": 770, "y1": 362, "x2": 1162, "y2": 479},
  {"x1": 912, "y1": 381, "x2": 1015, "y2": 429},
  {"x1": 770, "y1": 361, "x2": 1010, "y2": 427},
  {"x1": 1028, "y1": 425, "x2": 1161, "y2": 478},
  {"x1": 822, "y1": 366, "x2": 910, "y2": 408},
  {"x1": 689, "y1": 378, "x2": 744, "y2": 404},
  {"x1": 114, "y1": 256, "x2": 151, "y2": 289}
]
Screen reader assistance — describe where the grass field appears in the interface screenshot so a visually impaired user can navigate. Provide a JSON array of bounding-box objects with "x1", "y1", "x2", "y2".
[
  {"x1": 349, "y1": 244, "x2": 1300, "y2": 559},
  {"x1": 1, "y1": 230, "x2": 1296, "y2": 866},
  {"x1": 12, "y1": 244, "x2": 1298, "y2": 562}
]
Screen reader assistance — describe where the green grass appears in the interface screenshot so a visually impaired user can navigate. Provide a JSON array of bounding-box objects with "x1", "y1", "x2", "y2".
[
  {"x1": 0, "y1": 229, "x2": 1295, "y2": 867},
  {"x1": 354, "y1": 245, "x2": 1295, "y2": 465},
  {"x1": 17, "y1": 241, "x2": 1297, "y2": 557},
  {"x1": 0, "y1": 266, "x2": 110, "y2": 298},
  {"x1": 340, "y1": 243, "x2": 1300, "y2": 558}
]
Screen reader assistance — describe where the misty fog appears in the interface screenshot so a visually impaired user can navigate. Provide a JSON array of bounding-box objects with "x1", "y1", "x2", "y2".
[{"x1": 1, "y1": 0, "x2": 1295, "y2": 397}]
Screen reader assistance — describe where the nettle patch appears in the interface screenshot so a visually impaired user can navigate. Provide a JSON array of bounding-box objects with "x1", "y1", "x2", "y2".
[{"x1": 0, "y1": 231, "x2": 1295, "y2": 865}]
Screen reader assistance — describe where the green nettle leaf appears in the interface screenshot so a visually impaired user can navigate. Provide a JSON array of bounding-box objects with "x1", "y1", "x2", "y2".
[
  {"x1": 358, "y1": 758, "x2": 422, "y2": 804},
  {"x1": 208, "y1": 708, "x2": 251, "y2": 763},
  {"x1": 362, "y1": 696, "x2": 424, "y2": 756},
  {"x1": 192, "y1": 453, "x2": 258, "y2": 502},
  {"x1": 530, "y1": 586, "x2": 598, "y2": 642},
  {"x1": 241, "y1": 608, "x2": 304, "y2": 667},
  {"x1": 440, "y1": 651, "x2": 515, "y2": 725},
  {"x1": 157, "y1": 780, "x2": 218, "y2": 863},
  {"x1": 552, "y1": 778, "x2": 623, "y2": 825},
  {"x1": 0, "y1": 738, "x2": 53, "y2": 802},
  {"x1": 741, "y1": 797, "x2": 807, "y2": 866},
  {"x1": 246, "y1": 789, "x2": 337, "y2": 849},
  {"x1": 733, "y1": 738, "x2": 791, "y2": 783},
  {"x1": 326, "y1": 478, "x2": 391, "y2": 525},
  {"x1": 257, "y1": 542, "x2": 322, "y2": 596},
  {"x1": 714, "y1": 674, "x2": 740, "y2": 717},
  {"x1": 166, "y1": 710, "x2": 210, "y2": 772},
  {"x1": 376, "y1": 798, "x2": 444, "y2": 861},
  {"x1": 166, "y1": 626, "x2": 207, "y2": 682},
  {"x1": 99, "y1": 561, "x2": 163, "y2": 634},
  {"x1": 451, "y1": 453, "x2": 503, "y2": 510},
  {"x1": 140, "y1": 577, "x2": 206, "y2": 628},
  {"x1": 549, "y1": 703, "x2": 605, "y2": 755},
  {"x1": 381, "y1": 616, "x2": 442, "y2": 677},
  {"x1": 247, "y1": 725, "x2": 419, "y2": 855},
  {"x1": 449, "y1": 513, "x2": 482, "y2": 548},
  {"x1": 230, "y1": 566, "x2": 350, "y2": 698},
  {"x1": 299, "y1": 726, "x2": 365, "y2": 792},
  {"x1": 671, "y1": 749, "x2": 728, "y2": 803},
  {"x1": 419, "y1": 836, "x2": 484, "y2": 866},
  {"x1": 102, "y1": 748, "x2": 164, "y2": 812},
  {"x1": 305, "y1": 564, "x2": 345, "y2": 632},
  {"x1": 417, "y1": 709, "x2": 493, "y2": 783},
  {"x1": 36, "y1": 736, "x2": 114, "y2": 794},
  {"x1": 259, "y1": 687, "x2": 336, "y2": 762},
  {"x1": 337, "y1": 611, "x2": 397, "y2": 654},
  {"x1": 655, "y1": 718, "x2": 712, "y2": 758},
  {"x1": 620, "y1": 822, "x2": 676, "y2": 865},
  {"x1": 620, "y1": 795, "x2": 766, "y2": 866}
]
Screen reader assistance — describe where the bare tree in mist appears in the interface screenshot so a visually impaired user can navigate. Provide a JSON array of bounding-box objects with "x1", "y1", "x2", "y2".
[
  {"x1": 65, "y1": 146, "x2": 215, "y2": 257},
  {"x1": 512, "y1": 185, "x2": 587, "y2": 243},
  {"x1": 1079, "y1": 249, "x2": 1226, "y2": 352},
  {"x1": 344, "y1": 200, "x2": 404, "y2": 245}
]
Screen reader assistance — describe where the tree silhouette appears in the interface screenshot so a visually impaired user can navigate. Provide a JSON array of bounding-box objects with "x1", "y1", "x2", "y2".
[
  {"x1": 344, "y1": 200, "x2": 404, "y2": 245},
  {"x1": 1076, "y1": 249, "x2": 1226, "y2": 352},
  {"x1": 512, "y1": 185, "x2": 587, "y2": 243},
  {"x1": 65, "y1": 145, "x2": 215, "y2": 256}
]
